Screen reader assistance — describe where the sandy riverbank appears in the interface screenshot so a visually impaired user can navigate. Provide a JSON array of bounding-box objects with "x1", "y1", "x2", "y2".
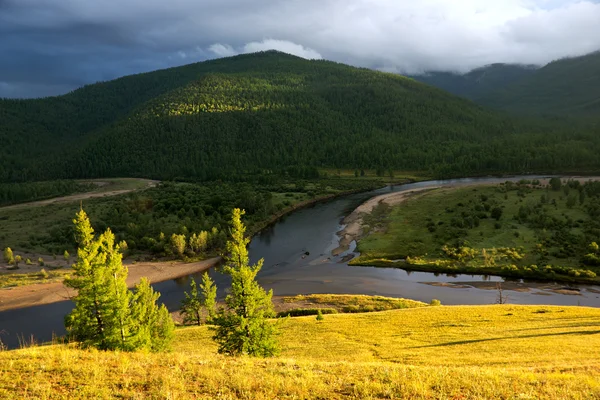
[
  {"x1": 0, "y1": 257, "x2": 221, "y2": 312},
  {"x1": 332, "y1": 187, "x2": 440, "y2": 256}
]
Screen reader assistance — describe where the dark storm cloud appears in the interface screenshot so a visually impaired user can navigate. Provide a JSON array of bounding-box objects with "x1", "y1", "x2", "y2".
[{"x1": 1, "y1": 0, "x2": 600, "y2": 98}]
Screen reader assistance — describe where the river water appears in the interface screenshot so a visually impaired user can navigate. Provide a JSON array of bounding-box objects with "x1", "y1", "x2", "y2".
[{"x1": 2, "y1": 176, "x2": 599, "y2": 349}]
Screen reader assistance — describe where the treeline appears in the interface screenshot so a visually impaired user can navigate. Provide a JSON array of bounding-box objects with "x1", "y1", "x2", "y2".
[
  {"x1": 2, "y1": 51, "x2": 600, "y2": 183},
  {"x1": 0, "y1": 180, "x2": 95, "y2": 206}
]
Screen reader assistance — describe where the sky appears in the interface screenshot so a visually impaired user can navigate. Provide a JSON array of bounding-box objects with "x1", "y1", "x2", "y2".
[{"x1": 1, "y1": 0, "x2": 599, "y2": 98}]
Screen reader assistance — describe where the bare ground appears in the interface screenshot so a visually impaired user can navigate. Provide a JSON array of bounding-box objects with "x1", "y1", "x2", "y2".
[
  {"x1": 0, "y1": 178, "x2": 158, "y2": 211},
  {"x1": 0, "y1": 257, "x2": 221, "y2": 312}
]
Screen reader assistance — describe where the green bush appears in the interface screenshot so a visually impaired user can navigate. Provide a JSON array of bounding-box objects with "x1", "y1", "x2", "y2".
[{"x1": 277, "y1": 308, "x2": 337, "y2": 318}]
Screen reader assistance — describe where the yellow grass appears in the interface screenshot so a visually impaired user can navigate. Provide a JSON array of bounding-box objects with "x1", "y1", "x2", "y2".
[{"x1": 2, "y1": 304, "x2": 600, "y2": 399}]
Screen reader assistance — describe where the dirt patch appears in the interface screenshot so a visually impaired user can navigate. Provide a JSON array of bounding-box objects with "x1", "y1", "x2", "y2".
[
  {"x1": 0, "y1": 257, "x2": 220, "y2": 312},
  {"x1": 0, "y1": 179, "x2": 158, "y2": 211}
]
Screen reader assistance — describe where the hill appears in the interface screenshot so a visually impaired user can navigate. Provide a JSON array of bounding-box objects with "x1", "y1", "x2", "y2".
[
  {"x1": 1, "y1": 304, "x2": 599, "y2": 398},
  {"x1": 479, "y1": 51, "x2": 600, "y2": 117},
  {"x1": 1, "y1": 51, "x2": 600, "y2": 182},
  {"x1": 409, "y1": 63, "x2": 537, "y2": 100}
]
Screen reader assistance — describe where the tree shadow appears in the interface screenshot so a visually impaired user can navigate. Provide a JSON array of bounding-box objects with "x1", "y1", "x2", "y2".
[{"x1": 412, "y1": 329, "x2": 600, "y2": 349}]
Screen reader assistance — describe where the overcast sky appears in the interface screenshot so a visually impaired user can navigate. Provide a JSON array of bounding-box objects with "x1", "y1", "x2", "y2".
[{"x1": 1, "y1": 0, "x2": 599, "y2": 98}]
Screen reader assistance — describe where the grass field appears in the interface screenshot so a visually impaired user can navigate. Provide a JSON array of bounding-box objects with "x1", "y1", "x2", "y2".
[
  {"x1": 1, "y1": 304, "x2": 599, "y2": 398},
  {"x1": 354, "y1": 181, "x2": 600, "y2": 283}
]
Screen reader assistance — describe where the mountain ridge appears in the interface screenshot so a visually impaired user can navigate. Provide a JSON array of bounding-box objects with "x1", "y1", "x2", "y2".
[{"x1": 1, "y1": 51, "x2": 599, "y2": 182}]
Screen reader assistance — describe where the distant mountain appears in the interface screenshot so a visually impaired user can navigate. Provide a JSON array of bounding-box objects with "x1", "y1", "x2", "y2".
[
  {"x1": 409, "y1": 64, "x2": 538, "y2": 100},
  {"x1": 478, "y1": 52, "x2": 600, "y2": 117},
  {"x1": 1, "y1": 51, "x2": 599, "y2": 183}
]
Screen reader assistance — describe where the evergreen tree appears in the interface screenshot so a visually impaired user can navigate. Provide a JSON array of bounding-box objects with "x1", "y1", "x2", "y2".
[
  {"x1": 64, "y1": 209, "x2": 174, "y2": 351},
  {"x1": 211, "y1": 208, "x2": 278, "y2": 357},
  {"x1": 200, "y1": 272, "x2": 217, "y2": 322},
  {"x1": 181, "y1": 273, "x2": 217, "y2": 326},
  {"x1": 64, "y1": 209, "x2": 131, "y2": 350},
  {"x1": 181, "y1": 277, "x2": 203, "y2": 326},
  {"x1": 129, "y1": 278, "x2": 174, "y2": 352}
]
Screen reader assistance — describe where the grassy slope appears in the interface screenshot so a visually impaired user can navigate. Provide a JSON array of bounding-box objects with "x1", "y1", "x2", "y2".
[
  {"x1": 1, "y1": 305, "x2": 599, "y2": 398},
  {"x1": 354, "y1": 183, "x2": 600, "y2": 283},
  {"x1": 480, "y1": 52, "x2": 600, "y2": 117}
]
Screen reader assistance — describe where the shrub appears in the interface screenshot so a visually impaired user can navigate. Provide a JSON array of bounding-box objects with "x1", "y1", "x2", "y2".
[
  {"x1": 316, "y1": 309, "x2": 324, "y2": 321},
  {"x1": 39, "y1": 269, "x2": 49, "y2": 279},
  {"x1": 277, "y1": 308, "x2": 337, "y2": 318},
  {"x1": 430, "y1": 299, "x2": 441, "y2": 306}
]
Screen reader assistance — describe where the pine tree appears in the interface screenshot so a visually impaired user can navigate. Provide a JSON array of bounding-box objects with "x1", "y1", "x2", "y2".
[
  {"x1": 64, "y1": 209, "x2": 174, "y2": 351},
  {"x1": 181, "y1": 273, "x2": 217, "y2": 326},
  {"x1": 181, "y1": 278, "x2": 203, "y2": 326},
  {"x1": 201, "y1": 272, "x2": 217, "y2": 322},
  {"x1": 129, "y1": 278, "x2": 174, "y2": 352},
  {"x1": 64, "y1": 209, "x2": 131, "y2": 350},
  {"x1": 211, "y1": 208, "x2": 278, "y2": 357}
]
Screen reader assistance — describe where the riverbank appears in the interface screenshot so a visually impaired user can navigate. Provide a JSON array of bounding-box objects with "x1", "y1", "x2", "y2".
[
  {"x1": 332, "y1": 187, "x2": 440, "y2": 256},
  {"x1": 0, "y1": 257, "x2": 220, "y2": 312},
  {"x1": 247, "y1": 177, "x2": 415, "y2": 237},
  {"x1": 348, "y1": 176, "x2": 600, "y2": 285}
]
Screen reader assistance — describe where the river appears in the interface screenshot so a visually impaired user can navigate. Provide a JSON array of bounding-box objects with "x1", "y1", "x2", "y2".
[{"x1": 2, "y1": 176, "x2": 599, "y2": 349}]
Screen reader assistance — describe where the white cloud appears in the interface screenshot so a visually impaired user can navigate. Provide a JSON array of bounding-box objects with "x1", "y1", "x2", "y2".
[
  {"x1": 208, "y1": 43, "x2": 237, "y2": 58},
  {"x1": 208, "y1": 39, "x2": 322, "y2": 60},
  {"x1": 3, "y1": 0, "x2": 600, "y2": 96}
]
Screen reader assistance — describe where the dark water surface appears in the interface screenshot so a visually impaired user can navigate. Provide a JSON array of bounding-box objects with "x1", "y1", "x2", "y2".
[{"x1": 2, "y1": 176, "x2": 599, "y2": 349}]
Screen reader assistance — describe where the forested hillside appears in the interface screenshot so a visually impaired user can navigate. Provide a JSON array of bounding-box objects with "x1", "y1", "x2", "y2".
[
  {"x1": 2, "y1": 51, "x2": 600, "y2": 182},
  {"x1": 479, "y1": 52, "x2": 600, "y2": 117},
  {"x1": 409, "y1": 63, "x2": 537, "y2": 100}
]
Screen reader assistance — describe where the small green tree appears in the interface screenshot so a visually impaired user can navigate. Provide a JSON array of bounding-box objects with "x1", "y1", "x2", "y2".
[
  {"x1": 181, "y1": 273, "x2": 217, "y2": 326},
  {"x1": 128, "y1": 278, "x2": 174, "y2": 352},
  {"x1": 65, "y1": 209, "x2": 174, "y2": 351},
  {"x1": 38, "y1": 257, "x2": 44, "y2": 267},
  {"x1": 211, "y1": 208, "x2": 278, "y2": 357},
  {"x1": 201, "y1": 272, "x2": 217, "y2": 322},
  {"x1": 14, "y1": 255, "x2": 22, "y2": 267},
  {"x1": 491, "y1": 207, "x2": 503, "y2": 221},
  {"x1": 549, "y1": 177, "x2": 562, "y2": 191},
  {"x1": 170, "y1": 233, "x2": 186, "y2": 257},
  {"x1": 181, "y1": 278, "x2": 203, "y2": 326},
  {"x1": 63, "y1": 250, "x2": 70, "y2": 264},
  {"x1": 316, "y1": 309, "x2": 324, "y2": 321},
  {"x1": 3, "y1": 247, "x2": 14, "y2": 265}
]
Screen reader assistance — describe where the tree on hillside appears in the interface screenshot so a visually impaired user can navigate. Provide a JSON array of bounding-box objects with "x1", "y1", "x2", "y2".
[
  {"x1": 129, "y1": 278, "x2": 175, "y2": 352},
  {"x1": 181, "y1": 273, "x2": 217, "y2": 326},
  {"x1": 211, "y1": 208, "x2": 278, "y2": 357},
  {"x1": 64, "y1": 209, "x2": 174, "y2": 351}
]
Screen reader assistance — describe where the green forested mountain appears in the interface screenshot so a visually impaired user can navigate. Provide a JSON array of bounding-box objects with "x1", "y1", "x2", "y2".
[
  {"x1": 478, "y1": 52, "x2": 600, "y2": 117},
  {"x1": 1, "y1": 50, "x2": 599, "y2": 182},
  {"x1": 409, "y1": 64, "x2": 537, "y2": 100}
]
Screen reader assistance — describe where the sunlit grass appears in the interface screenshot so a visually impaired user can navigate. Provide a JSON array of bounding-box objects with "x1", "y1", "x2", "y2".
[{"x1": 2, "y1": 304, "x2": 600, "y2": 398}]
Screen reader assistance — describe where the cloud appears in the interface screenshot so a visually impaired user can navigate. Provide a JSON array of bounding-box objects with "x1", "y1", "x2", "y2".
[
  {"x1": 208, "y1": 39, "x2": 322, "y2": 60},
  {"x1": 1, "y1": 0, "x2": 600, "y2": 97}
]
